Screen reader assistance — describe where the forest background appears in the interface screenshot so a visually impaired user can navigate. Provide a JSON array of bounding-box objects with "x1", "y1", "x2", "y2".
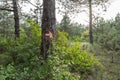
[{"x1": 0, "y1": 0, "x2": 120, "y2": 80}]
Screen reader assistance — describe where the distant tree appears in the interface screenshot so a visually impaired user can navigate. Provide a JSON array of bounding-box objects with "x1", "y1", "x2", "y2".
[
  {"x1": 69, "y1": 23, "x2": 84, "y2": 37},
  {"x1": 60, "y1": 14, "x2": 71, "y2": 33},
  {"x1": 60, "y1": 14, "x2": 84, "y2": 38}
]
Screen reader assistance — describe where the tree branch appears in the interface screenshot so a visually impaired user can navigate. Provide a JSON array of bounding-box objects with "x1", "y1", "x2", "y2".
[
  {"x1": 0, "y1": 8, "x2": 13, "y2": 11},
  {"x1": 26, "y1": 0, "x2": 43, "y2": 9}
]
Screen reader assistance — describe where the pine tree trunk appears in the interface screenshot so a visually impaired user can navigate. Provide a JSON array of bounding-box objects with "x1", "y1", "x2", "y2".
[
  {"x1": 13, "y1": 0, "x2": 20, "y2": 38},
  {"x1": 40, "y1": 0, "x2": 56, "y2": 60},
  {"x1": 89, "y1": 0, "x2": 93, "y2": 44}
]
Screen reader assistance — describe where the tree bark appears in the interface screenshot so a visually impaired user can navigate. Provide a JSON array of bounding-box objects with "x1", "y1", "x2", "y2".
[
  {"x1": 40, "y1": 0, "x2": 56, "y2": 60},
  {"x1": 12, "y1": 0, "x2": 20, "y2": 38},
  {"x1": 89, "y1": 0, "x2": 93, "y2": 44}
]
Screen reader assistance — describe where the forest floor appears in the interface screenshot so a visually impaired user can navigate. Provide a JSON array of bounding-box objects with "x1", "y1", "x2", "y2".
[{"x1": 95, "y1": 53, "x2": 120, "y2": 80}]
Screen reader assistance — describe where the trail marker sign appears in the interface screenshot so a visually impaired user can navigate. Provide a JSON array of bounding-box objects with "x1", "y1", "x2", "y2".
[{"x1": 44, "y1": 30, "x2": 54, "y2": 40}]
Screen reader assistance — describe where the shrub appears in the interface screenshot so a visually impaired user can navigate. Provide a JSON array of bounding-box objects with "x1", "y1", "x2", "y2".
[{"x1": 64, "y1": 44, "x2": 99, "y2": 78}]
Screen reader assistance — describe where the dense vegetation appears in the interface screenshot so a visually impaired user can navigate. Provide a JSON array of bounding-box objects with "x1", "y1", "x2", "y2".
[
  {"x1": 0, "y1": 14, "x2": 120, "y2": 79},
  {"x1": 0, "y1": 19, "x2": 98, "y2": 80}
]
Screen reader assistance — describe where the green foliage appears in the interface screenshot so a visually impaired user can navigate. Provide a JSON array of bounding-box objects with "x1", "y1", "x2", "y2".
[
  {"x1": 59, "y1": 14, "x2": 71, "y2": 33},
  {"x1": 81, "y1": 29, "x2": 89, "y2": 42},
  {"x1": 28, "y1": 20, "x2": 41, "y2": 37},
  {"x1": 65, "y1": 44, "x2": 98, "y2": 74},
  {"x1": 94, "y1": 15, "x2": 120, "y2": 56},
  {"x1": 55, "y1": 31, "x2": 99, "y2": 79},
  {"x1": 0, "y1": 38, "x2": 8, "y2": 53},
  {"x1": 56, "y1": 30, "x2": 68, "y2": 46},
  {"x1": 59, "y1": 14, "x2": 84, "y2": 38},
  {"x1": 71, "y1": 36, "x2": 80, "y2": 42},
  {"x1": 0, "y1": 20, "x2": 99, "y2": 80},
  {"x1": 93, "y1": 14, "x2": 120, "y2": 80},
  {"x1": 0, "y1": 10, "x2": 14, "y2": 37},
  {"x1": 0, "y1": 64, "x2": 16, "y2": 80}
]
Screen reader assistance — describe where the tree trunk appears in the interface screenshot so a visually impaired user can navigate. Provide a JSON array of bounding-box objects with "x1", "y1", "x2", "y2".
[
  {"x1": 89, "y1": 0, "x2": 93, "y2": 44},
  {"x1": 12, "y1": 0, "x2": 20, "y2": 38},
  {"x1": 40, "y1": 0, "x2": 56, "y2": 60}
]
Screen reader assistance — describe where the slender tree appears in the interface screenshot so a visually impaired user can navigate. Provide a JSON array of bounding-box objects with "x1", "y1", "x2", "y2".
[
  {"x1": 12, "y1": 0, "x2": 20, "y2": 38},
  {"x1": 89, "y1": 0, "x2": 93, "y2": 44},
  {"x1": 40, "y1": 0, "x2": 56, "y2": 60}
]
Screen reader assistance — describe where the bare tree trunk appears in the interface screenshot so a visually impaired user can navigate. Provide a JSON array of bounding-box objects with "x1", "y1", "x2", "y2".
[
  {"x1": 12, "y1": 0, "x2": 20, "y2": 38},
  {"x1": 40, "y1": 0, "x2": 56, "y2": 60},
  {"x1": 89, "y1": 0, "x2": 93, "y2": 44}
]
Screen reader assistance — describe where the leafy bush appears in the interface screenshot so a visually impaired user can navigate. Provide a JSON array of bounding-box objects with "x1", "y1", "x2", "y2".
[
  {"x1": 56, "y1": 30, "x2": 68, "y2": 46},
  {"x1": 81, "y1": 29, "x2": 89, "y2": 42},
  {"x1": 63, "y1": 44, "x2": 99, "y2": 79},
  {"x1": 71, "y1": 36, "x2": 81, "y2": 42}
]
